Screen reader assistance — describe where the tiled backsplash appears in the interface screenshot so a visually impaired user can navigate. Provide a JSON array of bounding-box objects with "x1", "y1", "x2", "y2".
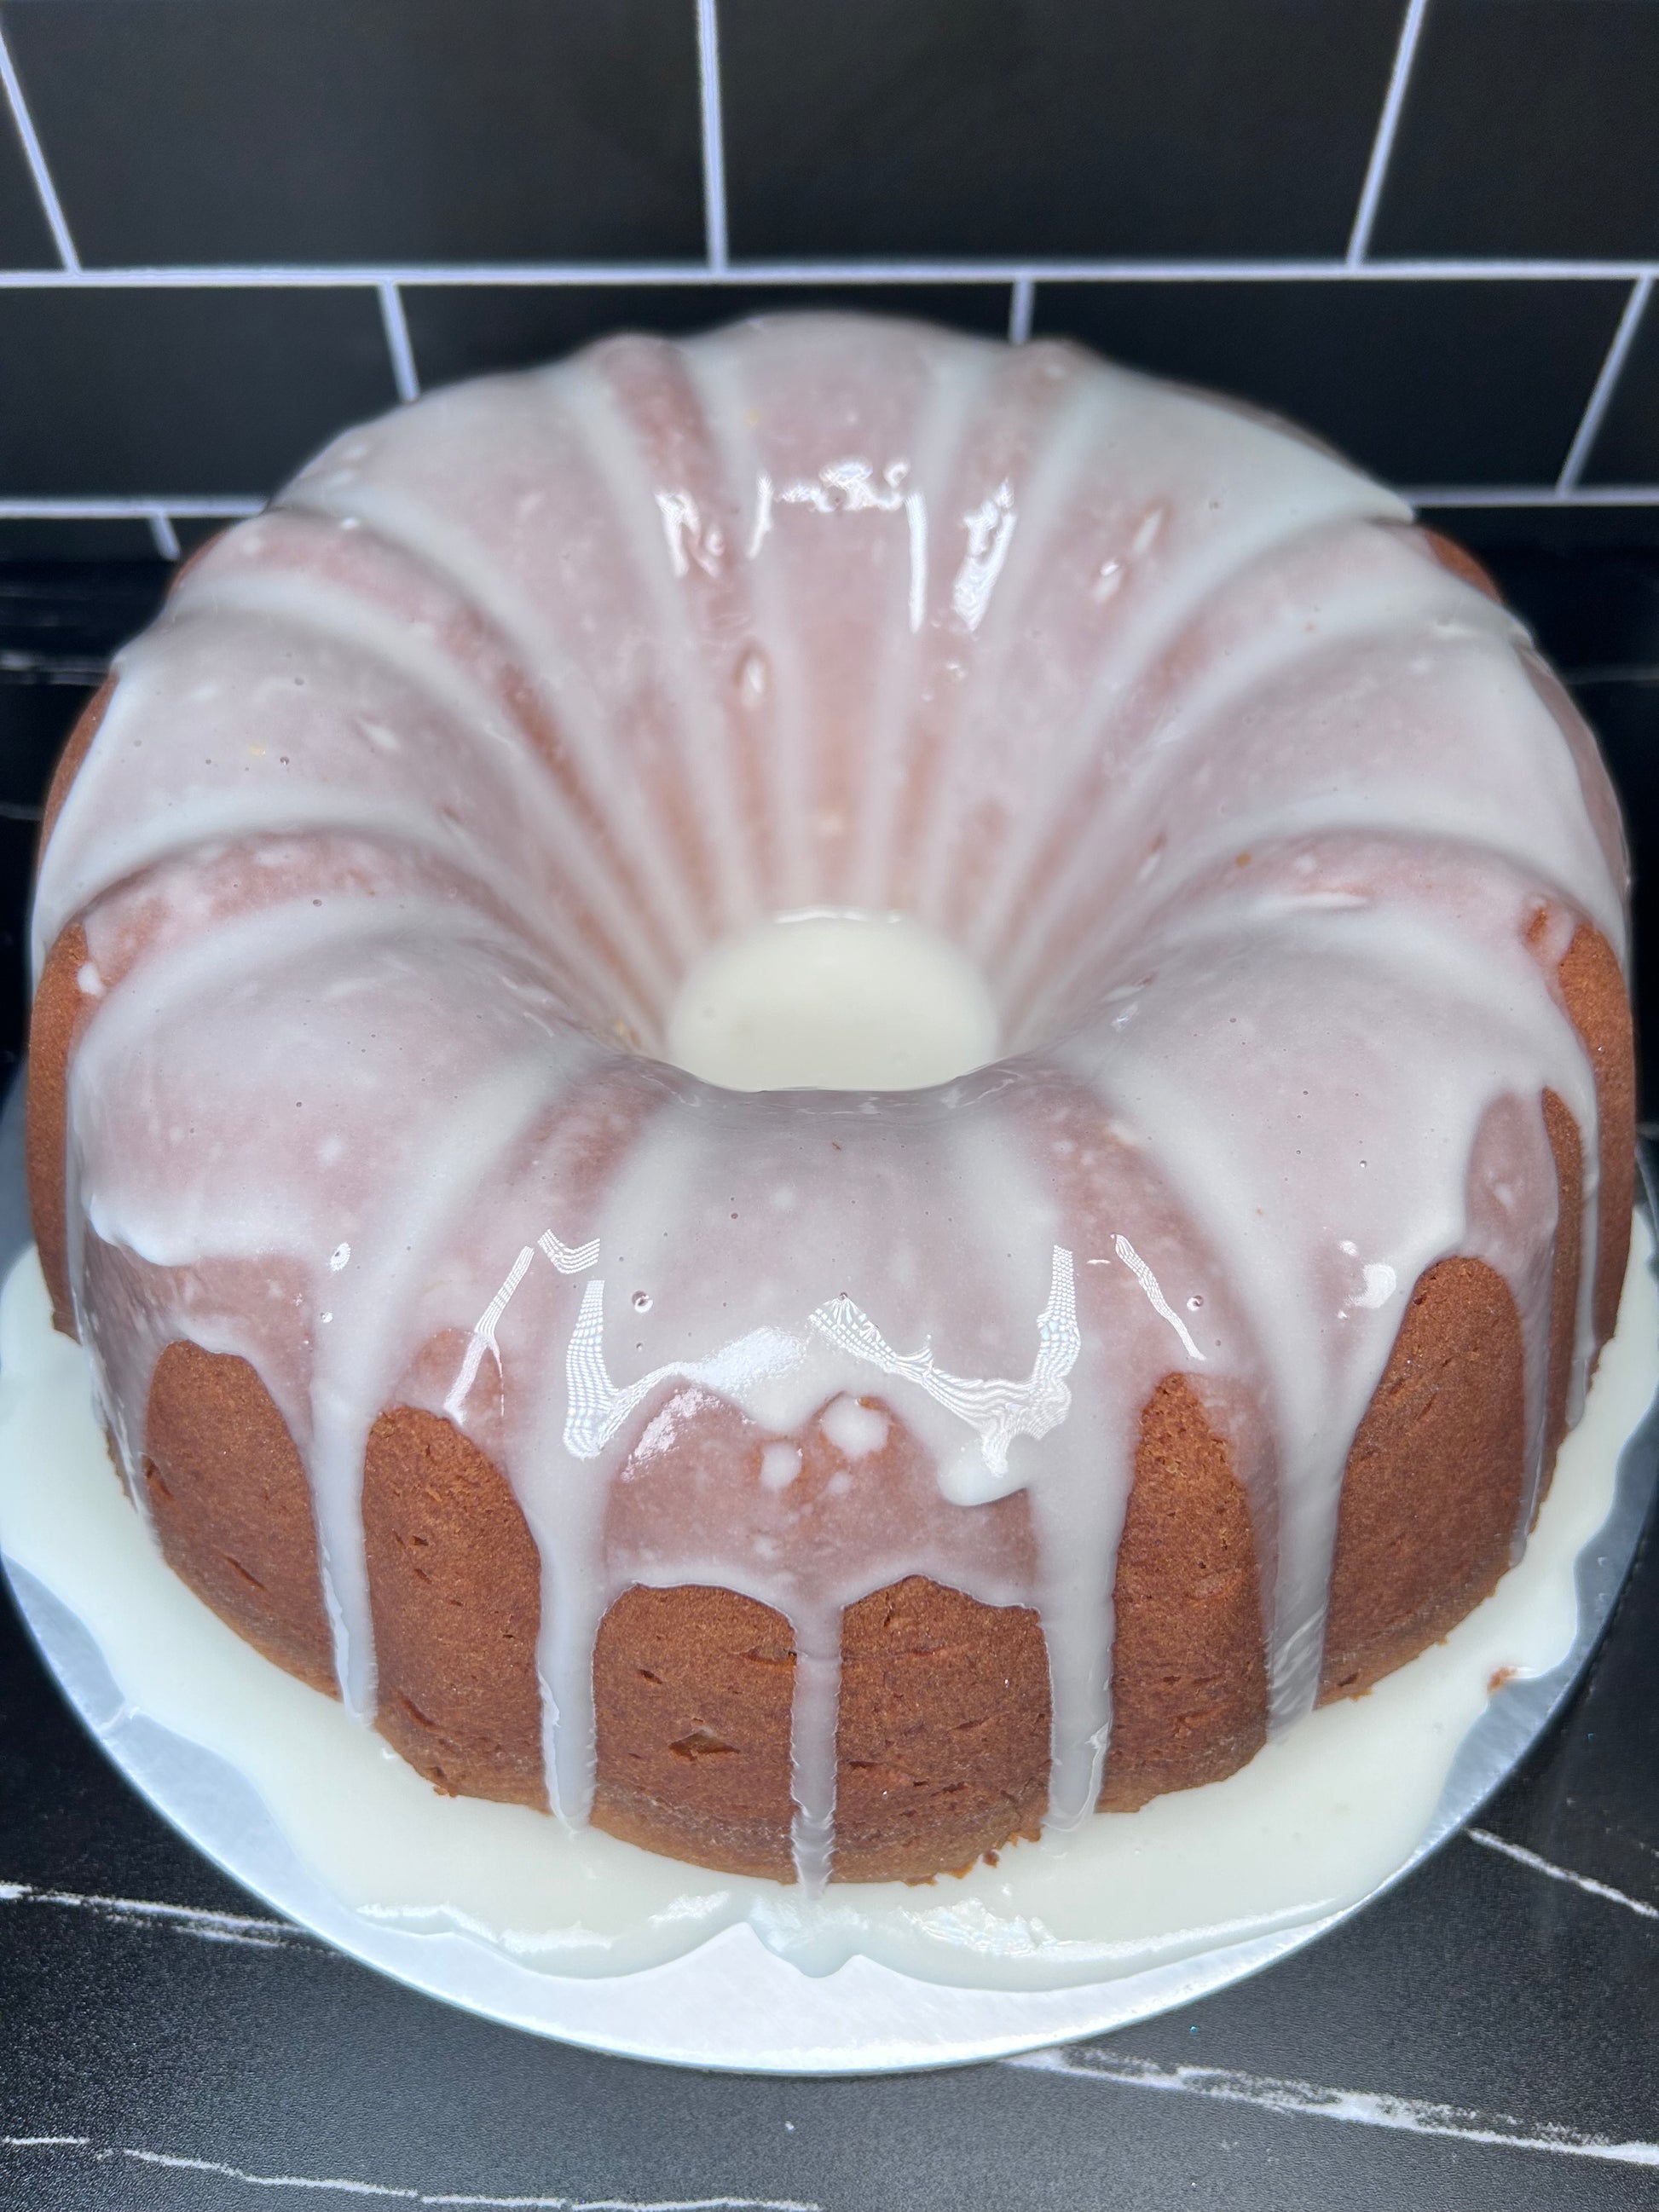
[{"x1": 0, "y1": 0, "x2": 1654, "y2": 557}]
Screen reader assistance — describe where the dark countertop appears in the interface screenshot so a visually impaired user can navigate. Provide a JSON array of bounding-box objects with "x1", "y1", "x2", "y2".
[{"x1": 2, "y1": 538, "x2": 1658, "y2": 2211}]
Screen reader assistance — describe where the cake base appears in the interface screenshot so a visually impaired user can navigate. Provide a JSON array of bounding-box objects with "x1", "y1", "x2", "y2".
[{"x1": 3, "y1": 1210, "x2": 1656, "y2": 2072}]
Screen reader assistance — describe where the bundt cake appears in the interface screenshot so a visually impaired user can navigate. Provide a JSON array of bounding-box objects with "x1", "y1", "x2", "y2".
[{"x1": 26, "y1": 312, "x2": 1633, "y2": 1891}]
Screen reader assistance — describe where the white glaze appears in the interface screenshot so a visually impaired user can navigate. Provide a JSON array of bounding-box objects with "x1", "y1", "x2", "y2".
[
  {"x1": 1, "y1": 1220, "x2": 1650, "y2": 1990},
  {"x1": 32, "y1": 314, "x2": 1629, "y2": 1885}
]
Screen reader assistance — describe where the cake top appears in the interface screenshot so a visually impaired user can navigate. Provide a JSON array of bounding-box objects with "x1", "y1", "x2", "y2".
[{"x1": 36, "y1": 313, "x2": 1628, "y2": 1884}]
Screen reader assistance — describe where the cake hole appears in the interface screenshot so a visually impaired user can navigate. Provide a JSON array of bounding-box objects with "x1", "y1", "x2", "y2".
[{"x1": 664, "y1": 911, "x2": 999, "y2": 1092}]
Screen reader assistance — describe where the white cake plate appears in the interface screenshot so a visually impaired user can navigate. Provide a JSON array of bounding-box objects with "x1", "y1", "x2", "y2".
[{"x1": 1, "y1": 1086, "x2": 1655, "y2": 2072}]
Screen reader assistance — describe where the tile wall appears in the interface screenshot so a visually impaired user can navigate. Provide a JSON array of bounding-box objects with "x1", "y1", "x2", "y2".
[{"x1": 0, "y1": 0, "x2": 1652, "y2": 546}]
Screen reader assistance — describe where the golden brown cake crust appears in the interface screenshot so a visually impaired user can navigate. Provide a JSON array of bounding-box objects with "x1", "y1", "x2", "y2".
[
  {"x1": 363, "y1": 1405, "x2": 547, "y2": 1808},
  {"x1": 587, "y1": 1372, "x2": 1274, "y2": 1868},
  {"x1": 591, "y1": 1574, "x2": 1052, "y2": 1884},
  {"x1": 1098, "y1": 1373, "x2": 1268, "y2": 1812},
  {"x1": 592, "y1": 1583, "x2": 801, "y2": 1878},
  {"x1": 1319, "y1": 1256, "x2": 1526, "y2": 1701},
  {"x1": 834, "y1": 1576, "x2": 1049, "y2": 1880},
  {"x1": 142, "y1": 1339, "x2": 335, "y2": 1695}
]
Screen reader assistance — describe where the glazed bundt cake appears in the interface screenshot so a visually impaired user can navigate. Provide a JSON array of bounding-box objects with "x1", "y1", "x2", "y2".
[{"x1": 27, "y1": 313, "x2": 1633, "y2": 1889}]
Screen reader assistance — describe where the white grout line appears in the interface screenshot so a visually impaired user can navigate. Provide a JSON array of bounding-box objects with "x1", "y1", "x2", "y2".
[
  {"x1": 1008, "y1": 276, "x2": 1035, "y2": 344},
  {"x1": 0, "y1": 2140, "x2": 818, "y2": 2211},
  {"x1": 0, "y1": 256, "x2": 1652, "y2": 291},
  {"x1": 0, "y1": 19, "x2": 79, "y2": 272},
  {"x1": 1557, "y1": 274, "x2": 1653, "y2": 491},
  {"x1": 695, "y1": 0, "x2": 730, "y2": 274},
  {"x1": 0, "y1": 1874, "x2": 303, "y2": 1949},
  {"x1": 147, "y1": 511, "x2": 182, "y2": 560},
  {"x1": 1466, "y1": 1828, "x2": 1659, "y2": 1920},
  {"x1": 378, "y1": 280, "x2": 421, "y2": 403},
  {"x1": 1347, "y1": 0, "x2": 1434, "y2": 265},
  {"x1": 1404, "y1": 483, "x2": 1659, "y2": 508},
  {"x1": 1005, "y1": 2047, "x2": 1659, "y2": 2167},
  {"x1": 0, "y1": 495, "x2": 264, "y2": 519}
]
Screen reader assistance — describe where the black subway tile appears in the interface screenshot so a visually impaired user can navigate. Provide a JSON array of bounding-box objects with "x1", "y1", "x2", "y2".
[
  {"x1": 720, "y1": 0, "x2": 1404, "y2": 261},
  {"x1": 1373, "y1": 0, "x2": 1659, "y2": 261},
  {"x1": 0, "y1": 518, "x2": 158, "y2": 561},
  {"x1": 1415, "y1": 504, "x2": 1659, "y2": 555},
  {"x1": 0, "y1": 679, "x2": 95, "y2": 811},
  {"x1": 0, "y1": 808, "x2": 37, "y2": 1066},
  {"x1": 0, "y1": 289, "x2": 397, "y2": 497},
  {"x1": 1033, "y1": 279, "x2": 1628, "y2": 488},
  {"x1": 0, "y1": 561, "x2": 169, "y2": 664},
  {"x1": 402, "y1": 282, "x2": 1014, "y2": 390},
  {"x1": 1583, "y1": 291, "x2": 1659, "y2": 487},
  {"x1": 1436, "y1": 537, "x2": 1659, "y2": 678},
  {"x1": 0, "y1": 563, "x2": 170, "y2": 799},
  {"x1": 4, "y1": 0, "x2": 703, "y2": 268}
]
